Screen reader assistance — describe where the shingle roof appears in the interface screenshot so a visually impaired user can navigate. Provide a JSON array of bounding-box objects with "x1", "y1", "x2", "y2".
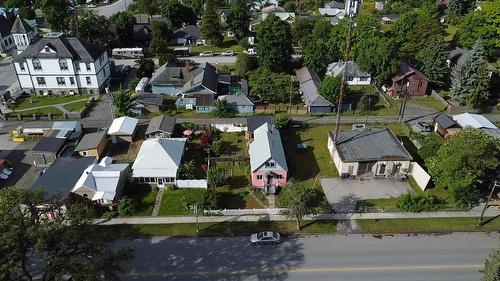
[
  {"x1": 324, "y1": 1, "x2": 345, "y2": 9},
  {"x1": 249, "y1": 123, "x2": 288, "y2": 172},
  {"x1": 134, "y1": 94, "x2": 164, "y2": 107},
  {"x1": 296, "y1": 67, "x2": 333, "y2": 108},
  {"x1": 11, "y1": 15, "x2": 33, "y2": 34},
  {"x1": 145, "y1": 115, "x2": 176, "y2": 135},
  {"x1": 326, "y1": 60, "x2": 371, "y2": 79},
  {"x1": 393, "y1": 60, "x2": 429, "y2": 82},
  {"x1": 149, "y1": 64, "x2": 190, "y2": 86},
  {"x1": 172, "y1": 25, "x2": 202, "y2": 40},
  {"x1": 329, "y1": 128, "x2": 413, "y2": 162},
  {"x1": 433, "y1": 112, "x2": 457, "y2": 129},
  {"x1": 181, "y1": 63, "x2": 219, "y2": 94},
  {"x1": 74, "y1": 131, "x2": 107, "y2": 151},
  {"x1": 218, "y1": 95, "x2": 254, "y2": 107},
  {"x1": 32, "y1": 137, "x2": 66, "y2": 153},
  {"x1": 14, "y1": 34, "x2": 105, "y2": 63},
  {"x1": 0, "y1": 16, "x2": 13, "y2": 37},
  {"x1": 193, "y1": 92, "x2": 215, "y2": 106},
  {"x1": 247, "y1": 116, "x2": 275, "y2": 133},
  {"x1": 241, "y1": 79, "x2": 249, "y2": 96},
  {"x1": 31, "y1": 157, "x2": 96, "y2": 198}
]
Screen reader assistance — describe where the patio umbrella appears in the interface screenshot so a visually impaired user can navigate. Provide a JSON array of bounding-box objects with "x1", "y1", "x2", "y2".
[{"x1": 183, "y1": 130, "x2": 193, "y2": 137}]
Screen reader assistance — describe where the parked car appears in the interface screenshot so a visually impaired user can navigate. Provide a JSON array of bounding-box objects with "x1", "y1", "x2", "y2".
[
  {"x1": 199, "y1": 51, "x2": 214, "y2": 57},
  {"x1": 86, "y1": 3, "x2": 96, "y2": 8},
  {"x1": 221, "y1": 50, "x2": 235, "y2": 56},
  {"x1": 0, "y1": 173, "x2": 9, "y2": 180},
  {"x1": 2, "y1": 168, "x2": 12, "y2": 176},
  {"x1": 415, "y1": 121, "x2": 432, "y2": 132},
  {"x1": 250, "y1": 231, "x2": 281, "y2": 245},
  {"x1": 243, "y1": 48, "x2": 257, "y2": 55}
]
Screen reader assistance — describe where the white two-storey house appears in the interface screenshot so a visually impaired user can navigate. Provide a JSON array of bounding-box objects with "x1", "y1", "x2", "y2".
[{"x1": 13, "y1": 32, "x2": 111, "y2": 95}]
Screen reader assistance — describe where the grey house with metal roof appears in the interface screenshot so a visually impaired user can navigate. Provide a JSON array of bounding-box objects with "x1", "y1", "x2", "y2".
[
  {"x1": 13, "y1": 32, "x2": 111, "y2": 95},
  {"x1": 327, "y1": 128, "x2": 413, "y2": 177},
  {"x1": 295, "y1": 67, "x2": 333, "y2": 114}
]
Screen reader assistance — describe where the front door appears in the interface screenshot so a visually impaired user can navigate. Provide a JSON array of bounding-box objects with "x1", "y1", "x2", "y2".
[{"x1": 348, "y1": 166, "x2": 354, "y2": 175}]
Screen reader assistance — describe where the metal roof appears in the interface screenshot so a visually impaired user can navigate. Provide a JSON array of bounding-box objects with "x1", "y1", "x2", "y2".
[
  {"x1": 433, "y1": 112, "x2": 458, "y2": 129},
  {"x1": 74, "y1": 131, "x2": 107, "y2": 151},
  {"x1": 145, "y1": 115, "x2": 176, "y2": 135},
  {"x1": 329, "y1": 128, "x2": 413, "y2": 162},
  {"x1": 31, "y1": 137, "x2": 66, "y2": 153},
  {"x1": 132, "y1": 138, "x2": 186, "y2": 178},
  {"x1": 218, "y1": 95, "x2": 254, "y2": 107},
  {"x1": 326, "y1": 60, "x2": 371, "y2": 79},
  {"x1": 249, "y1": 123, "x2": 288, "y2": 172},
  {"x1": 452, "y1": 113, "x2": 497, "y2": 129},
  {"x1": 108, "y1": 116, "x2": 138, "y2": 135},
  {"x1": 296, "y1": 67, "x2": 333, "y2": 108}
]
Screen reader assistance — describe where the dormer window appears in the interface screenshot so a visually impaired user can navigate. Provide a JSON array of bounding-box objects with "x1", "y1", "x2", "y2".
[
  {"x1": 86, "y1": 63, "x2": 91, "y2": 71},
  {"x1": 265, "y1": 162, "x2": 276, "y2": 168},
  {"x1": 59, "y1": 59, "x2": 68, "y2": 71},
  {"x1": 44, "y1": 47, "x2": 50, "y2": 52},
  {"x1": 19, "y1": 63, "x2": 25, "y2": 71},
  {"x1": 32, "y1": 58, "x2": 42, "y2": 71}
]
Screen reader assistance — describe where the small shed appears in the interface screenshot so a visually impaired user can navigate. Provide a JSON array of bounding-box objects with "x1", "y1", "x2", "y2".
[
  {"x1": 145, "y1": 115, "x2": 176, "y2": 138},
  {"x1": 108, "y1": 116, "x2": 139, "y2": 144},
  {"x1": 74, "y1": 131, "x2": 108, "y2": 158}
]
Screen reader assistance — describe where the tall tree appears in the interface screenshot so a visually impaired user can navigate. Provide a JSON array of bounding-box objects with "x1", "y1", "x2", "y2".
[
  {"x1": 72, "y1": 10, "x2": 109, "y2": 46},
  {"x1": 0, "y1": 188, "x2": 132, "y2": 280},
  {"x1": 353, "y1": 36, "x2": 399, "y2": 85},
  {"x1": 135, "y1": 0, "x2": 158, "y2": 17},
  {"x1": 161, "y1": 0, "x2": 197, "y2": 29},
  {"x1": 148, "y1": 20, "x2": 171, "y2": 56},
  {"x1": 318, "y1": 75, "x2": 344, "y2": 106},
  {"x1": 446, "y1": 0, "x2": 475, "y2": 16},
  {"x1": 291, "y1": 17, "x2": 315, "y2": 45},
  {"x1": 248, "y1": 68, "x2": 294, "y2": 103},
  {"x1": 200, "y1": 0, "x2": 223, "y2": 46},
  {"x1": 415, "y1": 38, "x2": 448, "y2": 87},
  {"x1": 183, "y1": 0, "x2": 204, "y2": 16},
  {"x1": 235, "y1": 53, "x2": 258, "y2": 77},
  {"x1": 426, "y1": 128, "x2": 500, "y2": 207},
  {"x1": 110, "y1": 11, "x2": 136, "y2": 45},
  {"x1": 455, "y1": 7, "x2": 499, "y2": 59},
  {"x1": 256, "y1": 14, "x2": 293, "y2": 72},
  {"x1": 226, "y1": 0, "x2": 250, "y2": 40},
  {"x1": 40, "y1": 0, "x2": 70, "y2": 32},
  {"x1": 450, "y1": 42, "x2": 491, "y2": 108},
  {"x1": 480, "y1": 248, "x2": 500, "y2": 281},
  {"x1": 302, "y1": 38, "x2": 330, "y2": 75}
]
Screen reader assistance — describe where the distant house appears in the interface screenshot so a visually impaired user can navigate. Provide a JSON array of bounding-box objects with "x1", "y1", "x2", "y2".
[
  {"x1": 296, "y1": 66, "x2": 333, "y2": 114},
  {"x1": 10, "y1": 15, "x2": 39, "y2": 53},
  {"x1": 452, "y1": 113, "x2": 497, "y2": 130},
  {"x1": 149, "y1": 63, "x2": 190, "y2": 95},
  {"x1": 71, "y1": 156, "x2": 129, "y2": 207},
  {"x1": 327, "y1": 128, "x2": 413, "y2": 177},
  {"x1": 74, "y1": 130, "x2": 108, "y2": 158},
  {"x1": 132, "y1": 138, "x2": 187, "y2": 187},
  {"x1": 172, "y1": 25, "x2": 204, "y2": 45},
  {"x1": 218, "y1": 94, "x2": 254, "y2": 114},
  {"x1": 447, "y1": 48, "x2": 467, "y2": 69},
  {"x1": 246, "y1": 115, "x2": 275, "y2": 139},
  {"x1": 387, "y1": 61, "x2": 430, "y2": 98},
  {"x1": 145, "y1": 115, "x2": 176, "y2": 138},
  {"x1": 131, "y1": 94, "x2": 164, "y2": 114},
  {"x1": 220, "y1": 10, "x2": 231, "y2": 24},
  {"x1": 0, "y1": 15, "x2": 15, "y2": 54},
  {"x1": 433, "y1": 112, "x2": 460, "y2": 139},
  {"x1": 249, "y1": 123, "x2": 288, "y2": 193},
  {"x1": 262, "y1": 12, "x2": 295, "y2": 24},
  {"x1": 175, "y1": 63, "x2": 219, "y2": 113},
  {"x1": 375, "y1": 1, "x2": 384, "y2": 10},
  {"x1": 30, "y1": 137, "x2": 67, "y2": 166},
  {"x1": 261, "y1": 5, "x2": 286, "y2": 13},
  {"x1": 108, "y1": 116, "x2": 138, "y2": 144},
  {"x1": 31, "y1": 157, "x2": 97, "y2": 210},
  {"x1": 326, "y1": 60, "x2": 371, "y2": 86},
  {"x1": 133, "y1": 23, "x2": 152, "y2": 44},
  {"x1": 380, "y1": 14, "x2": 400, "y2": 24}
]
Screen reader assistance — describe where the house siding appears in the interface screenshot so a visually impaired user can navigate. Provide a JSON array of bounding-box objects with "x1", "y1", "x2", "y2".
[
  {"x1": 152, "y1": 85, "x2": 182, "y2": 95},
  {"x1": 309, "y1": 105, "x2": 332, "y2": 114},
  {"x1": 391, "y1": 72, "x2": 429, "y2": 97},
  {"x1": 76, "y1": 138, "x2": 108, "y2": 158},
  {"x1": 236, "y1": 105, "x2": 254, "y2": 114},
  {"x1": 251, "y1": 170, "x2": 288, "y2": 188}
]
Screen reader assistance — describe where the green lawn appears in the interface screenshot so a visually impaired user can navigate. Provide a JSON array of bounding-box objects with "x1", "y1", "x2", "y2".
[
  {"x1": 190, "y1": 39, "x2": 243, "y2": 54},
  {"x1": 217, "y1": 132, "x2": 247, "y2": 157},
  {"x1": 63, "y1": 100, "x2": 88, "y2": 112},
  {"x1": 100, "y1": 220, "x2": 337, "y2": 238},
  {"x1": 11, "y1": 107, "x2": 64, "y2": 116},
  {"x1": 358, "y1": 217, "x2": 500, "y2": 234},
  {"x1": 122, "y1": 184, "x2": 158, "y2": 216},
  {"x1": 14, "y1": 95, "x2": 86, "y2": 110},
  {"x1": 157, "y1": 189, "x2": 205, "y2": 216},
  {"x1": 408, "y1": 96, "x2": 447, "y2": 111}
]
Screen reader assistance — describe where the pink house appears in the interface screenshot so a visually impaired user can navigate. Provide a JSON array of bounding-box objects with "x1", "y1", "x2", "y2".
[{"x1": 249, "y1": 123, "x2": 288, "y2": 194}]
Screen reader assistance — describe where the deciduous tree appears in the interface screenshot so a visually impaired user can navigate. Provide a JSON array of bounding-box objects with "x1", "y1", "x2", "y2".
[
  {"x1": 248, "y1": 68, "x2": 294, "y2": 103},
  {"x1": 72, "y1": 10, "x2": 109, "y2": 46},
  {"x1": 40, "y1": 0, "x2": 70, "y2": 32},
  {"x1": 455, "y1": 8, "x2": 498, "y2": 59},
  {"x1": 318, "y1": 75, "x2": 344, "y2": 105},
  {"x1": 110, "y1": 11, "x2": 136, "y2": 45},
  {"x1": 415, "y1": 39, "x2": 448, "y2": 87},
  {"x1": 235, "y1": 53, "x2": 258, "y2": 77},
  {"x1": 446, "y1": 0, "x2": 475, "y2": 16},
  {"x1": 212, "y1": 99, "x2": 236, "y2": 118},
  {"x1": 227, "y1": 0, "x2": 250, "y2": 40},
  {"x1": 256, "y1": 14, "x2": 293, "y2": 72},
  {"x1": 112, "y1": 90, "x2": 132, "y2": 116},
  {"x1": 480, "y1": 248, "x2": 500, "y2": 281},
  {"x1": 302, "y1": 38, "x2": 330, "y2": 75}
]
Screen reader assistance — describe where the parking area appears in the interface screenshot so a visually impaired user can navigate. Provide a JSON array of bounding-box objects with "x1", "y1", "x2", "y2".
[
  {"x1": 321, "y1": 178, "x2": 413, "y2": 212},
  {"x1": 0, "y1": 133, "x2": 38, "y2": 189}
]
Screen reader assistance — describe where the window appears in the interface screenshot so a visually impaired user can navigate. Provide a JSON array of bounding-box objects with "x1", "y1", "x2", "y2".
[
  {"x1": 36, "y1": 77, "x2": 46, "y2": 85},
  {"x1": 59, "y1": 59, "x2": 68, "y2": 70},
  {"x1": 75, "y1": 63, "x2": 80, "y2": 71},
  {"x1": 86, "y1": 77, "x2": 91, "y2": 85},
  {"x1": 346, "y1": 77, "x2": 354, "y2": 81},
  {"x1": 56, "y1": 77, "x2": 65, "y2": 86},
  {"x1": 360, "y1": 77, "x2": 368, "y2": 81},
  {"x1": 44, "y1": 46, "x2": 50, "y2": 52},
  {"x1": 32, "y1": 59, "x2": 42, "y2": 71},
  {"x1": 265, "y1": 162, "x2": 276, "y2": 168},
  {"x1": 19, "y1": 63, "x2": 25, "y2": 71},
  {"x1": 257, "y1": 175, "x2": 263, "y2": 180},
  {"x1": 276, "y1": 174, "x2": 283, "y2": 179},
  {"x1": 86, "y1": 63, "x2": 91, "y2": 71},
  {"x1": 69, "y1": 77, "x2": 75, "y2": 85},
  {"x1": 379, "y1": 164, "x2": 386, "y2": 174}
]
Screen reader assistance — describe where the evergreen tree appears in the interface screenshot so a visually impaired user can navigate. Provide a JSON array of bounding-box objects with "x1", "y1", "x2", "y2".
[
  {"x1": 446, "y1": 0, "x2": 475, "y2": 16},
  {"x1": 302, "y1": 38, "x2": 330, "y2": 75},
  {"x1": 110, "y1": 11, "x2": 137, "y2": 45},
  {"x1": 227, "y1": 0, "x2": 250, "y2": 40},
  {"x1": 450, "y1": 42, "x2": 491, "y2": 108},
  {"x1": 256, "y1": 14, "x2": 293, "y2": 72},
  {"x1": 416, "y1": 39, "x2": 448, "y2": 87},
  {"x1": 200, "y1": 0, "x2": 223, "y2": 46}
]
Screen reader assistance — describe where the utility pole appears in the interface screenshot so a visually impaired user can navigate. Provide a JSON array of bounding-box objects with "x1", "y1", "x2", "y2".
[
  {"x1": 194, "y1": 204, "x2": 200, "y2": 233},
  {"x1": 477, "y1": 180, "x2": 499, "y2": 226},
  {"x1": 397, "y1": 79, "x2": 409, "y2": 124},
  {"x1": 333, "y1": 0, "x2": 357, "y2": 141}
]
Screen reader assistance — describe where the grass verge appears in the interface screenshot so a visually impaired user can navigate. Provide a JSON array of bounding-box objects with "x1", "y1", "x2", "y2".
[
  {"x1": 158, "y1": 189, "x2": 205, "y2": 216},
  {"x1": 358, "y1": 217, "x2": 500, "y2": 234},
  {"x1": 63, "y1": 100, "x2": 88, "y2": 112},
  {"x1": 100, "y1": 220, "x2": 337, "y2": 238}
]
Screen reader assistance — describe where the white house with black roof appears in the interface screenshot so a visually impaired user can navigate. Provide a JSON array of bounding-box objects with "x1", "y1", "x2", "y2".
[
  {"x1": 326, "y1": 60, "x2": 371, "y2": 86},
  {"x1": 13, "y1": 32, "x2": 110, "y2": 95}
]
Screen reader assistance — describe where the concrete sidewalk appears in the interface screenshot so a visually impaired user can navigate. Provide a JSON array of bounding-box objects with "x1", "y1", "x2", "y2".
[{"x1": 98, "y1": 209, "x2": 500, "y2": 225}]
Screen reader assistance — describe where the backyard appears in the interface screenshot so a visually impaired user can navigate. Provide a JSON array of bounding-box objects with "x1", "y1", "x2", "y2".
[
  {"x1": 122, "y1": 184, "x2": 158, "y2": 216},
  {"x1": 190, "y1": 39, "x2": 244, "y2": 54}
]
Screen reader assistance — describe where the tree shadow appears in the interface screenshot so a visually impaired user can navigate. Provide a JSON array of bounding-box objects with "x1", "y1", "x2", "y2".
[{"x1": 0, "y1": 149, "x2": 31, "y2": 188}]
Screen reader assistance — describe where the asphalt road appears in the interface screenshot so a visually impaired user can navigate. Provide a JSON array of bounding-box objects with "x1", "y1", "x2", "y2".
[
  {"x1": 117, "y1": 233, "x2": 497, "y2": 281},
  {"x1": 92, "y1": 0, "x2": 135, "y2": 17}
]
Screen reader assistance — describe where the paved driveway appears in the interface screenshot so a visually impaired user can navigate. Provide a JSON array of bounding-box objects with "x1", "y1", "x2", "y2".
[{"x1": 321, "y1": 178, "x2": 412, "y2": 212}]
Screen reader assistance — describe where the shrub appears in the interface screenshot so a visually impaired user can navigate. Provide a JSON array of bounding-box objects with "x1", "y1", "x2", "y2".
[
  {"x1": 117, "y1": 196, "x2": 136, "y2": 216},
  {"x1": 276, "y1": 113, "x2": 291, "y2": 128},
  {"x1": 211, "y1": 141, "x2": 222, "y2": 156},
  {"x1": 199, "y1": 189, "x2": 221, "y2": 210},
  {"x1": 396, "y1": 192, "x2": 440, "y2": 212},
  {"x1": 207, "y1": 168, "x2": 225, "y2": 188}
]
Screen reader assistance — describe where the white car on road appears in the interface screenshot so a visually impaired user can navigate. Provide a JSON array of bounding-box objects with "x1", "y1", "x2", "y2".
[
  {"x1": 199, "y1": 51, "x2": 214, "y2": 57},
  {"x1": 250, "y1": 231, "x2": 281, "y2": 245},
  {"x1": 221, "y1": 50, "x2": 235, "y2": 56},
  {"x1": 243, "y1": 48, "x2": 257, "y2": 55}
]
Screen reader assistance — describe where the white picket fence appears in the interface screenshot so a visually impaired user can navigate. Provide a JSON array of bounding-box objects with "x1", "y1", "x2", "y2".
[
  {"x1": 176, "y1": 179, "x2": 208, "y2": 189},
  {"x1": 211, "y1": 123, "x2": 247, "y2": 132},
  {"x1": 204, "y1": 208, "x2": 286, "y2": 216}
]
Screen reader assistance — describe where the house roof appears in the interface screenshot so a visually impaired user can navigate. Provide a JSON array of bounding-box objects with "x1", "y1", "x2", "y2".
[
  {"x1": 133, "y1": 23, "x2": 151, "y2": 34},
  {"x1": 249, "y1": 123, "x2": 288, "y2": 172},
  {"x1": 261, "y1": 5, "x2": 286, "y2": 13},
  {"x1": 483, "y1": 128, "x2": 500, "y2": 138},
  {"x1": 14, "y1": 34, "x2": 106, "y2": 63},
  {"x1": 193, "y1": 92, "x2": 215, "y2": 106},
  {"x1": 296, "y1": 66, "x2": 321, "y2": 85},
  {"x1": 329, "y1": 128, "x2": 413, "y2": 162},
  {"x1": 52, "y1": 121, "x2": 82, "y2": 132},
  {"x1": 324, "y1": 1, "x2": 345, "y2": 9},
  {"x1": 247, "y1": 116, "x2": 275, "y2": 133},
  {"x1": 108, "y1": 116, "x2": 138, "y2": 135},
  {"x1": 181, "y1": 63, "x2": 219, "y2": 94},
  {"x1": 262, "y1": 12, "x2": 295, "y2": 21},
  {"x1": 32, "y1": 137, "x2": 66, "y2": 153},
  {"x1": 296, "y1": 67, "x2": 333, "y2": 108},
  {"x1": 31, "y1": 157, "x2": 97, "y2": 198},
  {"x1": 379, "y1": 14, "x2": 400, "y2": 21},
  {"x1": 145, "y1": 115, "x2": 176, "y2": 135},
  {"x1": 241, "y1": 79, "x2": 249, "y2": 96},
  {"x1": 452, "y1": 113, "x2": 497, "y2": 129},
  {"x1": 319, "y1": 8, "x2": 344, "y2": 16},
  {"x1": 172, "y1": 25, "x2": 202, "y2": 40},
  {"x1": 433, "y1": 112, "x2": 458, "y2": 129},
  {"x1": 218, "y1": 95, "x2": 254, "y2": 107},
  {"x1": 149, "y1": 63, "x2": 190, "y2": 86},
  {"x1": 132, "y1": 138, "x2": 186, "y2": 178},
  {"x1": 74, "y1": 131, "x2": 107, "y2": 152},
  {"x1": 0, "y1": 16, "x2": 13, "y2": 37},
  {"x1": 326, "y1": 60, "x2": 371, "y2": 79},
  {"x1": 72, "y1": 157, "x2": 128, "y2": 202},
  {"x1": 393, "y1": 60, "x2": 429, "y2": 82},
  {"x1": 11, "y1": 15, "x2": 33, "y2": 34},
  {"x1": 135, "y1": 94, "x2": 164, "y2": 107}
]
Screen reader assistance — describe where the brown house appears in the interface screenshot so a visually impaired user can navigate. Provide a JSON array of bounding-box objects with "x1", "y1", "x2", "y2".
[
  {"x1": 433, "y1": 112, "x2": 461, "y2": 139},
  {"x1": 387, "y1": 61, "x2": 430, "y2": 98},
  {"x1": 74, "y1": 131, "x2": 108, "y2": 158}
]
